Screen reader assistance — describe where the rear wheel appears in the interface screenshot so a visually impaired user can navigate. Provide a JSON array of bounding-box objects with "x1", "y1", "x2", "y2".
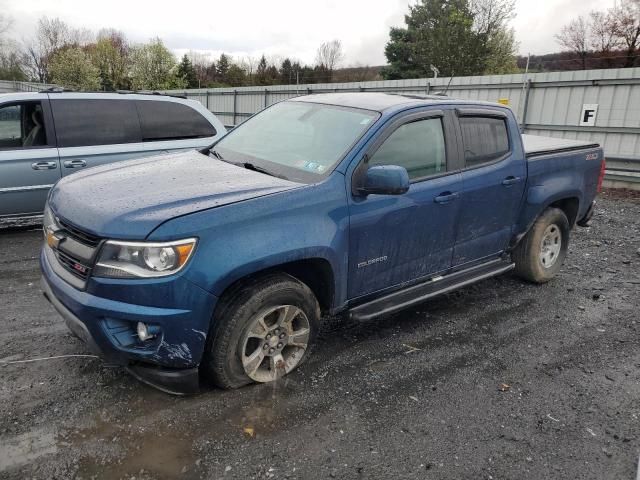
[
  {"x1": 202, "y1": 273, "x2": 320, "y2": 389},
  {"x1": 513, "y1": 207, "x2": 569, "y2": 283}
]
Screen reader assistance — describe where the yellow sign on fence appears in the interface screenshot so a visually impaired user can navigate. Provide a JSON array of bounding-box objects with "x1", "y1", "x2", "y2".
[{"x1": 498, "y1": 98, "x2": 510, "y2": 106}]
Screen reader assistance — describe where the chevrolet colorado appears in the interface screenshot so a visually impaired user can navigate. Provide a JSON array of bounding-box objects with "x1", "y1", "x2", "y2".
[{"x1": 40, "y1": 93, "x2": 605, "y2": 394}]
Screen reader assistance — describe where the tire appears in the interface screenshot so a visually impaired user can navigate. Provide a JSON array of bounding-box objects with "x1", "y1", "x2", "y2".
[
  {"x1": 512, "y1": 207, "x2": 570, "y2": 284},
  {"x1": 202, "y1": 273, "x2": 320, "y2": 389}
]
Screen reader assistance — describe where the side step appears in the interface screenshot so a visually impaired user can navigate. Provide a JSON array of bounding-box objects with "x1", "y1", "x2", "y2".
[{"x1": 349, "y1": 259, "x2": 515, "y2": 321}]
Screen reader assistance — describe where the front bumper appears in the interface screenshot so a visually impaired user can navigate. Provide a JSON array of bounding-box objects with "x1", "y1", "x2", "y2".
[{"x1": 41, "y1": 246, "x2": 218, "y2": 395}]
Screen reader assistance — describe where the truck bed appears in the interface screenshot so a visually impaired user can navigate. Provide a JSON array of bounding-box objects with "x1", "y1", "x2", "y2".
[{"x1": 522, "y1": 134, "x2": 600, "y2": 158}]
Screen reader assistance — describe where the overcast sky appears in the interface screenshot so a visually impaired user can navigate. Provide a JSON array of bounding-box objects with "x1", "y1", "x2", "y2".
[{"x1": 5, "y1": 0, "x2": 617, "y2": 66}]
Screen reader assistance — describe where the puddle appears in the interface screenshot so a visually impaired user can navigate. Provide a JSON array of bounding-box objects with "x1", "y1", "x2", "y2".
[
  {"x1": 70, "y1": 379, "x2": 303, "y2": 478},
  {"x1": 0, "y1": 428, "x2": 57, "y2": 471}
]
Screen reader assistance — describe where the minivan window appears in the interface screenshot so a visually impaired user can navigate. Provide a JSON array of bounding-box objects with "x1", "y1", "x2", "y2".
[
  {"x1": 51, "y1": 99, "x2": 141, "y2": 147},
  {"x1": 369, "y1": 117, "x2": 446, "y2": 180},
  {"x1": 459, "y1": 116, "x2": 510, "y2": 168},
  {"x1": 214, "y1": 101, "x2": 378, "y2": 182},
  {"x1": 0, "y1": 102, "x2": 47, "y2": 149},
  {"x1": 135, "y1": 100, "x2": 216, "y2": 141}
]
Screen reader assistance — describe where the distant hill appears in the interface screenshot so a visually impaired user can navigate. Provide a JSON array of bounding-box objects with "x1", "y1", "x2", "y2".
[{"x1": 517, "y1": 50, "x2": 639, "y2": 72}]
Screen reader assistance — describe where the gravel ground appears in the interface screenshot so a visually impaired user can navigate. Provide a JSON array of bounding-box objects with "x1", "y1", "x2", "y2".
[{"x1": 0, "y1": 190, "x2": 639, "y2": 480}]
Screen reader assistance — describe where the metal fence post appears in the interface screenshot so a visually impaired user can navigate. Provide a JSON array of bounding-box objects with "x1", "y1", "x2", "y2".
[
  {"x1": 206, "y1": 90, "x2": 210, "y2": 110},
  {"x1": 520, "y1": 79, "x2": 532, "y2": 133},
  {"x1": 264, "y1": 89, "x2": 268, "y2": 108},
  {"x1": 232, "y1": 90, "x2": 237, "y2": 126}
]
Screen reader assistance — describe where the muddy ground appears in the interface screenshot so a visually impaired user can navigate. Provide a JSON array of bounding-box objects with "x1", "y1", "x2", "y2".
[{"x1": 1, "y1": 190, "x2": 639, "y2": 480}]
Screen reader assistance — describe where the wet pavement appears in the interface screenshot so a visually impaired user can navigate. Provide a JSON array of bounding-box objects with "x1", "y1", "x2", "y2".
[{"x1": 1, "y1": 190, "x2": 639, "y2": 479}]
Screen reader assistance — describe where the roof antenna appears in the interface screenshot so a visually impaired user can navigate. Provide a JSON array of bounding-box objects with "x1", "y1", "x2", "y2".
[{"x1": 433, "y1": 72, "x2": 454, "y2": 97}]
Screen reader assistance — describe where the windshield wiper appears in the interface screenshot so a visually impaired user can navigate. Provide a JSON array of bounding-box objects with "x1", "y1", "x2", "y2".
[
  {"x1": 210, "y1": 149, "x2": 225, "y2": 160},
  {"x1": 242, "y1": 162, "x2": 287, "y2": 180}
]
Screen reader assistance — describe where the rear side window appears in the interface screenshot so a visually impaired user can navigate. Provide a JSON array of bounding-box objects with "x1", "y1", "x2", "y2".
[
  {"x1": 51, "y1": 99, "x2": 142, "y2": 147},
  {"x1": 135, "y1": 100, "x2": 216, "y2": 141},
  {"x1": 459, "y1": 116, "x2": 510, "y2": 168},
  {"x1": 369, "y1": 117, "x2": 446, "y2": 180}
]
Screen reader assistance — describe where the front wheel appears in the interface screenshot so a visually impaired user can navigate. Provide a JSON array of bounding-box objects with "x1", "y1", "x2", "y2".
[
  {"x1": 202, "y1": 273, "x2": 320, "y2": 389},
  {"x1": 512, "y1": 207, "x2": 570, "y2": 283}
]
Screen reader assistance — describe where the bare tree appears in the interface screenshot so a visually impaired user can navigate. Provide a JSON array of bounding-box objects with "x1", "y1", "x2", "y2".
[
  {"x1": 470, "y1": 0, "x2": 516, "y2": 36},
  {"x1": 612, "y1": 0, "x2": 640, "y2": 67},
  {"x1": 188, "y1": 50, "x2": 212, "y2": 87},
  {"x1": 589, "y1": 10, "x2": 621, "y2": 66},
  {"x1": 555, "y1": 16, "x2": 590, "y2": 69},
  {"x1": 315, "y1": 39, "x2": 344, "y2": 80},
  {"x1": 24, "y1": 16, "x2": 93, "y2": 82}
]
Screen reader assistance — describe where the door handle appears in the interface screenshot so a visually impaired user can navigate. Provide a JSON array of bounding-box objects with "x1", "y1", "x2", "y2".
[
  {"x1": 502, "y1": 176, "x2": 522, "y2": 186},
  {"x1": 63, "y1": 159, "x2": 87, "y2": 169},
  {"x1": 31, "y1": 161, "x2": 57, "y2": 170},
  {"x1": 434, "y1": 192, "x2": 458, "y2": 204}
]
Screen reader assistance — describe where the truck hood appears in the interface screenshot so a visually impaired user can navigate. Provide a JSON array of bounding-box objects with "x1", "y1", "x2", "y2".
[{"x1": 49, "y1": 150, "x2": 302, "y2": 239}]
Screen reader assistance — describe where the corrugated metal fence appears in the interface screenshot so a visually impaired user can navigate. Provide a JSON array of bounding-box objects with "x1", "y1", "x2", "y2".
[
  {"x1": 165, "y1": 67, "x2": 640, "y2": 188},
  {"x1": 0, "y1": 80, "x2": 57, "y2": 93}
]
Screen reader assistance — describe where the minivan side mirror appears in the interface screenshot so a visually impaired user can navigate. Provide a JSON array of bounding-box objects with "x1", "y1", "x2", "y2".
[{"x1": 356, "y1": 165, "x2": 410, "y2": 196}]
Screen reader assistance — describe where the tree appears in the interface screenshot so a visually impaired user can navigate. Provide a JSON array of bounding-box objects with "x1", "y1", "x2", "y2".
[
  {"x1": 24, "y1": 16, "x2": 92, "y2": 83},
  {"x1": 0, "y1": 14, "x2": 27, "y2": 81},
  {"x1": 279, "y1": 58, "x2": 294, "y2": 84},
  {"x1": 90, "y1": 30, "x2": 130, "y2": 90},
  {"x1": 315, "y1": 40, "x2": 343, "y2": 80},
  {"x1": 225, "y1": 64, "x2": 247, "y2": 86},
  {"x1": 612, "y1": 0, "x2": 640, "y2": 67},
  {"x1": 49, "y1": 47, "x2": 100, "y2": 90},
  {"x1": 177, "y1": 54, "x2": 198, "y2": 88},
  {"x1": 555, "y1": 16, "x2": 590, "y2": 69},
  {"x1": 188, "y1": 51, "x2": 212, "y2": 86},
  {"x1": 216, "y1": 53, "x2": 230, "y2": 82},
  {"x1": 383, "y1": 0, "x2": 483, "y2": 79},
  {"x1": 129, "y1": 38, "x2": 184, "y2": 90},
  {"x1": 483, "y1": 27, "x2": 518, "y2": 74},
  {"x1": 255, "y1": 54, "x2": 268, "y2": 85}
]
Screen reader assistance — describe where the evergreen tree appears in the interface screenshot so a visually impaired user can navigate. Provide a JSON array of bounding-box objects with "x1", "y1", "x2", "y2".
[
  {"x1": 216, "y1": 54, "x2": 230, "y2": 83},
  {"x1": 382, "y1": 0, "x2": 517, "y2": 79},
  {"x1": 177, "y1": 54, "x2": 198, "y2": 88}
]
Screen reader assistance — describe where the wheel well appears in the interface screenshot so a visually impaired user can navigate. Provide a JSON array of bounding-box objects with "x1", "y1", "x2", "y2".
[
  {"x1": 221, "y1": 259, "x2": 335, "y2": 314},
  {"x1": 549, "y1": 197, "x2": 580, "y2": 227}
]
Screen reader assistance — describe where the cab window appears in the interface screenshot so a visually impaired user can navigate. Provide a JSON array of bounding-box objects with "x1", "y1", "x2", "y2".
[
  {"x1": 369, "y1": 117, "x2": 446, "y2": 180},
  {"x1": 459, "y1": 116, "x2": 510, "y2": 168}
]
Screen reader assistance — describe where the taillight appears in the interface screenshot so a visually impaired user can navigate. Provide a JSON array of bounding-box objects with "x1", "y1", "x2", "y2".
[{"x1": 596, "y1": 157, "x2": 606, "y2": 193}]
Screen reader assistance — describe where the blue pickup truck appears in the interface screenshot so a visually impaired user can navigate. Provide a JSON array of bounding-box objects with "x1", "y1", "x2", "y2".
[{"x1": 40, "y1": 93, "x2": 605, "y2": 394}]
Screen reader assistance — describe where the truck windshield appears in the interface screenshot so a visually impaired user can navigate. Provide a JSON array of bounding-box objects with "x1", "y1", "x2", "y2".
[{"x1": 213, "y1": 101, "x2": 379, "y2": 182}]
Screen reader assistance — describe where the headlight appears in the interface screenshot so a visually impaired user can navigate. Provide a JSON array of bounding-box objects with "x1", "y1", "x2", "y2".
[
  {"x1": 94, "y1": 238, "x2": 197, "y2": 278},
  {"x1": 43, "y1": 205, "x2": 56, "y2": 232}
]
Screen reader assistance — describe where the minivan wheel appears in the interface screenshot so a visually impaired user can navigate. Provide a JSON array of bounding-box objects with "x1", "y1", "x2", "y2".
[
  {"x1": 202, "y1": 273, "x2": 320, "y2": 389},
  {"x1": 512, "y1": 207, "x2": 570, "y2": 284}
]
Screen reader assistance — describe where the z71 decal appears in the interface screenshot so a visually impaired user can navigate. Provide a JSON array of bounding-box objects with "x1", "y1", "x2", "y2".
[{"x1": 586, "y1": 153, "x2": 599, "y2": 161}]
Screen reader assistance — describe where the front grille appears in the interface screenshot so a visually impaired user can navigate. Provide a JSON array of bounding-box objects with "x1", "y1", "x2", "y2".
[
  {"x1": 56, "y1": 249, "x2": 91, "y2": 280},
  {"x1": 58, "y1": 219, "x2": 101, "y2": 247}
]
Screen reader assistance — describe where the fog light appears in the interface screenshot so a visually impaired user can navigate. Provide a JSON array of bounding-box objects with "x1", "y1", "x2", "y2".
[{"x1": 137, "y1": 322, "x2": 155, "y2": 342}]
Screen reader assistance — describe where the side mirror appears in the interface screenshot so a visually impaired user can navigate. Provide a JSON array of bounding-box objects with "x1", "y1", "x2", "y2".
[{"x1": 357, "y1": 165, "x2": 410, "y2": 196}]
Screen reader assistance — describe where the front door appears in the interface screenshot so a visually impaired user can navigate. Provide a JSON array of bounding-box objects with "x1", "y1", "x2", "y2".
[
  {"x1": 0, "y1": 100, "x2": 60, "y2": 218},
  {"x1": 347, "y1": 110, "x2": 462, "y2": 299}
]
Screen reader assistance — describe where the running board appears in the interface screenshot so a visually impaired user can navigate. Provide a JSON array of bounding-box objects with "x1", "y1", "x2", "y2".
[{"x1": 349, "y1": 259, "x2": 515, "y2": 321}]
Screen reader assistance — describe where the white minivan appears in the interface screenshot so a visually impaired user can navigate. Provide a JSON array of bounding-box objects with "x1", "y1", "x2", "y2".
[{"x1": 0, "y1": 91, "x2": 226, "y2": 220}]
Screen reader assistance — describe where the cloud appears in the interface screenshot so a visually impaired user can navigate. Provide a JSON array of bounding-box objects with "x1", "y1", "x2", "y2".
[{"x1": 2, "y1": 0, "x2": 621, "y2": 68}]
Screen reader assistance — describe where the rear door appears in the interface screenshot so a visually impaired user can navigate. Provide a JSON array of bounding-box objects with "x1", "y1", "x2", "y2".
[
  {"x1": 348, "y1": 108, "x2": 463, "y2": 299},
  {"x1": 451, "y1": 108, "x2": 526, "y2": 266},
  {"x1": 0, "y1": 99, "x2": 60, "y2": 218}
]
